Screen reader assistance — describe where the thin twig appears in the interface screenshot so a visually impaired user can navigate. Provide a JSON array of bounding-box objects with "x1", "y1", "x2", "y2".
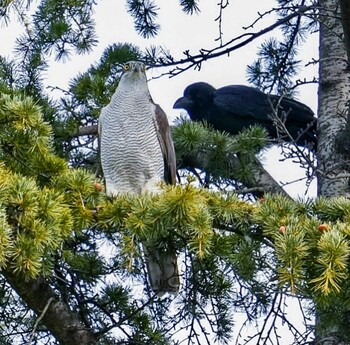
[{"x1": 28, "y1": 297, "x2": 55, "y2": 345}]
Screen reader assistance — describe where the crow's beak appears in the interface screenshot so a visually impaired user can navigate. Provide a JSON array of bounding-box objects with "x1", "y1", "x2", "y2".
[{"x1": 173, "y1": 97, "x2": 193, "y2": 110}]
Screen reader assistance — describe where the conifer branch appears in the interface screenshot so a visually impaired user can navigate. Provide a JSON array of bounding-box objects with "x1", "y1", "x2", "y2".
[
  {"x1": 251, "y1": 159, "x2": 290, "y2": 197},
  {"x1": 3, "y1": 269, "x2": 97, "y2": 345},
  {"x1": 72, "y1": 125, "x2": 98, "y2": 137}
]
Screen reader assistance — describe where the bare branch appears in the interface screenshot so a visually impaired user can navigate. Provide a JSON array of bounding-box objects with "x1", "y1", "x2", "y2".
[
  {"x1": 150, "y1": 5, "x2": 315, "y2": 77},
  {"x1": 73, "y1": 125, "x2": 98, "y2": 137},
  {"x1": 29, "y1": 297, "x2": 54, "y2": 345},
  {"x1": 214, "y1": 0, "x2": 229, "y2": 46}
]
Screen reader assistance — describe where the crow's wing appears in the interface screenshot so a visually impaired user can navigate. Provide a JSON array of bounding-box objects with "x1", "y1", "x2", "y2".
[
  {"x1": 213, "y1": 85, "x2": 272, "y2": 121},
  {"x1": 214, "y1": 85, "x2": 316, "y2": 127},
  {"x1": 269, "y1": 94, "x2": 316, "y2": 125}
]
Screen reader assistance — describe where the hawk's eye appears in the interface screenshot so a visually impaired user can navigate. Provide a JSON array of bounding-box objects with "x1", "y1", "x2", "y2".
[{"x1": 123, "y1": 63, "x2": 130, "y2": 71}]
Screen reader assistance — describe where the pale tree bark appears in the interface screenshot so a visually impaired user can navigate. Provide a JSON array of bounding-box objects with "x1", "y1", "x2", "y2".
[
  {"x1": 317, "y1": 0, "x2": 350, "y2": 197},
  {"x1": 251, "y1": 159, "x2": 290, "y2": 196},
  {"x1": 316, "y1": 1, "x2": 350, "y2": 344},
  {"x1": 340, "y1": 0, "x2": 350, "y2": 66}
]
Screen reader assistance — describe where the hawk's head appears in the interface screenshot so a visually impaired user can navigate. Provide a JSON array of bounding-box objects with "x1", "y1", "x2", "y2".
[
  {"x1": 117, "y1": 61, "x2": 148, "y2": 92},
  {"x1": 121, "y1": 61, "x2": 147, "y2": 79}
]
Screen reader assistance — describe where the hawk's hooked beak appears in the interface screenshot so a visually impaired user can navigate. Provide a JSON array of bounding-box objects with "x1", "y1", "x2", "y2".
[{"x1": 133, "y1": 63, "x2": 146, "y2": 73}]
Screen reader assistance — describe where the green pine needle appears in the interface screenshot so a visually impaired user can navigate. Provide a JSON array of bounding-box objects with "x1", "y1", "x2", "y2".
[{"x1": 311, "y1": 229, "x2": 349, "y2": 294}]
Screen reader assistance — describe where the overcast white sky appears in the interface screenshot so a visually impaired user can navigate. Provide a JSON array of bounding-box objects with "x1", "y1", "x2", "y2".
[{"x1": 0, "y1": 0, "x2": 319, "y2": 196}]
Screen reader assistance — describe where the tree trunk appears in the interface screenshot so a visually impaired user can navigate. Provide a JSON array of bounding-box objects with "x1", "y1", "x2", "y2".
[
  {"x1": 316, "y1": 0, "x2": 350, "y2": 343},
  {"x1": 317, "y1": 0, "x2": 350, "y2": 197},
  {"x1": 340, "y1": 0, "x2": 350, "y2": 65}
]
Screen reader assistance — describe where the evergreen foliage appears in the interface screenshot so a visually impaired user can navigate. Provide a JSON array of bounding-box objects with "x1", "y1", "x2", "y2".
[
  {"x1": 179, "y1": 0, "x2": 200, "y2": 15},
  {"x1": 126, "y1": 0, "x2": 160, "y2": 38},
  {"x1": 173, "y1": 118, "x2": 268, "y2": 189},
  {"x1": 0, "y1": 0, "x2": 350, "y2": 344}
]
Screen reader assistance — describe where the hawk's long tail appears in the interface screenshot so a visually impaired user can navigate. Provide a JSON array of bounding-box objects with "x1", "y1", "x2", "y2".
[{"x1": 143, "y1": 245, "x2": 180, "y2": 297}]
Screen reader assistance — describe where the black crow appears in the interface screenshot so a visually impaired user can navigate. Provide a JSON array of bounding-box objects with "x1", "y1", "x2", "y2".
[{"x1": 173, "y1": 82, "x2": 317, "y2": 148}]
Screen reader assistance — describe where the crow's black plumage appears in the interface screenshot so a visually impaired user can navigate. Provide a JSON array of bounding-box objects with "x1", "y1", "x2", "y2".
[{"x1": 173, "y1": 82, "x2": 317, "y2": 148}]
